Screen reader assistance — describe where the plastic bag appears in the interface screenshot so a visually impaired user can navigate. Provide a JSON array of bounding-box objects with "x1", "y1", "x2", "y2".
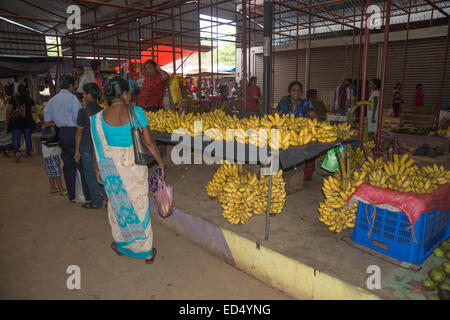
[
  {"x1": 321, "y1": 145, "x2": 345, "y2": 173},
  {"x1": 75, "y1": 169, "x2": 86, "y2": 203},
  {"x1": 155, "y1": 177, "x2": 174, "y2": 218}
]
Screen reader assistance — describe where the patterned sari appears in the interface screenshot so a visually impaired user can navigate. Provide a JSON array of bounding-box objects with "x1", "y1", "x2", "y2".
[{"x1": 90, "y1": 111, "x2": 153, "y2": 259}]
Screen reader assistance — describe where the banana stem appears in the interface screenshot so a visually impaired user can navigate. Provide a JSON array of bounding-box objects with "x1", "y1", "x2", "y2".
[{"x1": 337, "y1": 147, "x2": 346, "y2": 190}]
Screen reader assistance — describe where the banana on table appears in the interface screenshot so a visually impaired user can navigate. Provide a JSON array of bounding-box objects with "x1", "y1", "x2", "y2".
[{"x1": 145, "y1": 109, "x2": 357, "y2": 148}]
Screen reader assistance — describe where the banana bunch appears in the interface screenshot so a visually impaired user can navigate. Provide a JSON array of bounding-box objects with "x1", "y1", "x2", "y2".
[
  {"x1": 206, "y1": 162, "x2": 239, "y2": 197},
  {"x1": 145, "y1": 109, "x2": 356, "y2": 149},
  {"x1": 368, "y1": 154, "x2": 450, "y2": 194},
  {"x1": 206, "y1": 164, "x2": 287, "y2": 224},
  {"x1": 333, "y1": 122, "x2": 357, "y2": 140},
  {"x1": 254, "y1": 171, "x2": 286, "y2": 215},
  {"x1": 319, "y1": 172, "x2": 358, "y2": 233}
]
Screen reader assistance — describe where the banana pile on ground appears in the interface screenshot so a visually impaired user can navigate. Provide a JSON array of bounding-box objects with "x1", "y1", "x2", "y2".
[
  {"x1": 145, "y1": 109, "x2": 356, "y2": 148},
  {"x1": 206, "y1": 163, "x2": 286, "y2": 224},
  {"x1": 318, "y1": 145, "x2": 450, "y2": 233}
]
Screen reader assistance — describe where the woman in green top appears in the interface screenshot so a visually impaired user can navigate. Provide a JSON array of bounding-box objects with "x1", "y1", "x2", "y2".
[{"x1": 91, "y1": 76, "x2": 164, "y2": 264}]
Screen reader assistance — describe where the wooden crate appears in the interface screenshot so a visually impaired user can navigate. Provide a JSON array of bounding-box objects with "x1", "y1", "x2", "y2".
[{"x1": 283, "y1": 164, "x2": 305, "y2": 195}]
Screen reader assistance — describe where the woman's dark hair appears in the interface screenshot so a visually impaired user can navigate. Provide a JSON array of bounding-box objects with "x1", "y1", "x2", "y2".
[
  {"x1": 416, "y1": 83, "x2": 423, "y2": 89},
  {"x1": 144, "y1": 59, "x2": 157, "y2": 67},
  {"x1": 17, "y1": 84, "x2": 28, "y2": 97},
  {"x1": 288, "y1": 81, "x2": 303, "y2": 92},
  {"x1": 306, "y1": 89, "x2": 317, "y2": 100},
  {"x1": 83, "y1": 82, "x2": 100, "y2": 100},
  {"x1": 395, "y1": 82, "x2": 402, "y2": 90},
  {"x1": 104, "y1": 76, "x2": 129, "y2": 105},
  {"x1": 248, "y1": 76, "x2": 257, "y2": 87},
  {"x1": 60, "y1": 75, "x2": 75, "y2": 90},
  {"x1": 370, "y1": 78, "x2": 381, "y2": 89}
]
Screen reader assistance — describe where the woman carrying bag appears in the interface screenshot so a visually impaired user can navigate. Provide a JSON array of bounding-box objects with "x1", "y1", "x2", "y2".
[{"x1": 90, "y1": 76, "x2": 164, "y2": 264}]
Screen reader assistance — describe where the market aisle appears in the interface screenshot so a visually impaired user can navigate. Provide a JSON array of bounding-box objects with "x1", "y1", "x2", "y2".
[{"x1": 0, "y1": 155, "x2": 290, "y2": 300}]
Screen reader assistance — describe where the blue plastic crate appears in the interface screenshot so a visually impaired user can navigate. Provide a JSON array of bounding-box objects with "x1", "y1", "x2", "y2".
[{"x1": 350, "y1": 202, "x2": 450, "y2": 265}]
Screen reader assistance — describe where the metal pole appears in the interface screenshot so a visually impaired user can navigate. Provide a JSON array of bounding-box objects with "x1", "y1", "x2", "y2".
[
  {"x1": 172, "y1": 6, "x2": 176, "y2": 76},
  {"x1": 179, "y1": 6, "x2": 184, "y2": 78},
  {"x1": 126, "y1": 0, "x2": 132, "y2": 76},
  {"x1": 211, "y1": 0, "x2": 214, "y2": 97},
  {"x1": 243, "y1": 0, "x2": 248, "y2": 111},
  {"x1": 401, "y1": 0, "x2": 411, "y2": 88},
  {"x1": 198, "y1": 0, "x2": 202, "y2": 99},
  {"x1": 306, "y1": 0, "x2": 312, "y2": 92},
  {"x1": 359, "y1": 0, "x2": 371, "y2": 144},
  {"x1": 375, "y1": 0, "x2": 391, "y2": 154},
  {"x1": 151, "y1": 0, "x2": 155, "y2": 61},
  {"x1": 264, "y1": 0, "x2": 273, "y2": 241},
  {"x1": 296, "y1": 0, "x2": 299, "y2": 81},
  {"x1": 263, "y1": 0, "x2": 272, "y2": 115},
  {"x1": 435, "y1": 19, "x2": 450, "y2": 134}
]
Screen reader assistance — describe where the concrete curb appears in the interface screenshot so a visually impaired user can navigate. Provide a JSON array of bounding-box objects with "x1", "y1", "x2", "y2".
[{"x1": 151, "y1": 199, "x2": 381, "y2": 300}]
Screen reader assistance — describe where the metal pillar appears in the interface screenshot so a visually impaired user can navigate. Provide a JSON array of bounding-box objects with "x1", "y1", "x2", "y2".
[
  {"x1": 172, "y1": 6, "x2": 176, "y2": 76},
  {"x1": 359, "y1": 0, "x2": 371, "y2": 144},
  {"x1": 179, "y1": 6, "x2": 184, "y2": 78},
  {"x1": 243, "y1": 0, "x2": 248, "y2": 111},
  {"x1": 263, "y1": 0, "x2": 272, "y2": 240},
  {"x1": 435, "y1": 19, "x2": 450, "y2": 134},
  {"x1": 197, "y1": 0, "x2": 202, "y2": 98},
  {"x1": 295, "y1": 0, "x2": 299, "y2": 81},
  {"x1": 375, "y1": 0, "x2": 391, "y2": 154},
  {"x1": 263, "y1": 0, "x2": 272, "y2": 115},
  {"x1": 401, "y1": 0, "x2": 411, "y2": 88}
]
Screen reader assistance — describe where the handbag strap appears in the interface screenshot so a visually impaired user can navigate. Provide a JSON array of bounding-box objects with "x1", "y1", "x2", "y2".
[{"x1": 127, "y1": 103, "x2": 143, "y2": 132}]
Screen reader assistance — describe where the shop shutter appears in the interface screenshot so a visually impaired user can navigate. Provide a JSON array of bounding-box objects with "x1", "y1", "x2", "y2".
[{"x1": 383, "y1": 37, "x2": 450, "y2": 111}]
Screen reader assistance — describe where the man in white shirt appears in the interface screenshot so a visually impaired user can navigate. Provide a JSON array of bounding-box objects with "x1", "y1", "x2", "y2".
[{"x1": 75, "y1": 66, "x2": 95, "y2": 93}]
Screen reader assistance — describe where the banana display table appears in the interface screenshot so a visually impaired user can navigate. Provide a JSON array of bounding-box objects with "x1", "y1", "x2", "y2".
[{"x1": 151, "y1": 130, "x2": 359, "y2": 239}]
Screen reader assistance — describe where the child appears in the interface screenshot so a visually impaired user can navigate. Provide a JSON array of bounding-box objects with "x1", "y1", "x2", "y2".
[{"x1": 42, "y1": 141, "x2": 66, "y2": 194}]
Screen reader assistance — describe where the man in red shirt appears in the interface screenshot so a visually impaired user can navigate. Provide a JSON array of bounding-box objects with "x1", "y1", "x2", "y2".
[{"x1": 139, "y1": 60, "x2": 169, "y2": 111}]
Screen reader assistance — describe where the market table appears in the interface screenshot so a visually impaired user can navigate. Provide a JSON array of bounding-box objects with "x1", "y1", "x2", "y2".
[{"x1": 151, "y1": 130, "x2": 359, "y2": 239}]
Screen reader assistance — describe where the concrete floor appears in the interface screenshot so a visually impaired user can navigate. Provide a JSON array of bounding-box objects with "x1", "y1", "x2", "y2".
[
  {"x1": 0, "y1": 155, "x2": 290, "y2": 300},
  {"x1": 162, "y1": 147, "x2": 450, "y2": 300}
]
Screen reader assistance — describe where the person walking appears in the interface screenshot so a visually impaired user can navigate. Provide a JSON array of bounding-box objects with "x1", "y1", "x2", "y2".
[
  {"x1": 74, "y1": 83, "x2": 105, "y2": 209},
  {"x1": 44, "y1": 75, "x2": 90, "y2": 204},
  {"x1": 91, "y1": 76, "x2": 164, "y2": 263},
  {"x1": 0, "y1": 84, "x2": 12, "y2": 157},
  {"x1": 368, "y1": 78, "x2": 381, "y2": 135},
  {"x1": 138, "y1": 60, "x2": 169, "y2": 112},
  {"x1": 333, "y1": 78, "x2": 352, "y2": 115},
  {"x1": 6, "y1": 84, "x2": 35, "y2": 162}
]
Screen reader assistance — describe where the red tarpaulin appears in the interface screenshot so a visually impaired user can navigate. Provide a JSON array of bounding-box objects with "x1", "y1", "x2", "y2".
[{"x1": 348, "y1": 182, "x2": 450, "y2": 226}]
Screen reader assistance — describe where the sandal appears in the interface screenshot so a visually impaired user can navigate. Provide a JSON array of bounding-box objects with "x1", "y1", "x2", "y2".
[
  {"x1": 145, "y1": 248, "x2": 157, "y2": 264},
  {"x1": 111, "y1": 242, "x2": 123, "y2": 256},
  {"x1": 69, "y1": 199, "x2": 76, "y2": 203},
  {"x1": 82, "y1": 202, "x2": 95, "y2": 209}
]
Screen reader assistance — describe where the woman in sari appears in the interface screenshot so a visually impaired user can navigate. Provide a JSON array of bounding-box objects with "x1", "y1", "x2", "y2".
[{"x1": 91, "y1": 76, "x2": 164, "y2": 264}]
